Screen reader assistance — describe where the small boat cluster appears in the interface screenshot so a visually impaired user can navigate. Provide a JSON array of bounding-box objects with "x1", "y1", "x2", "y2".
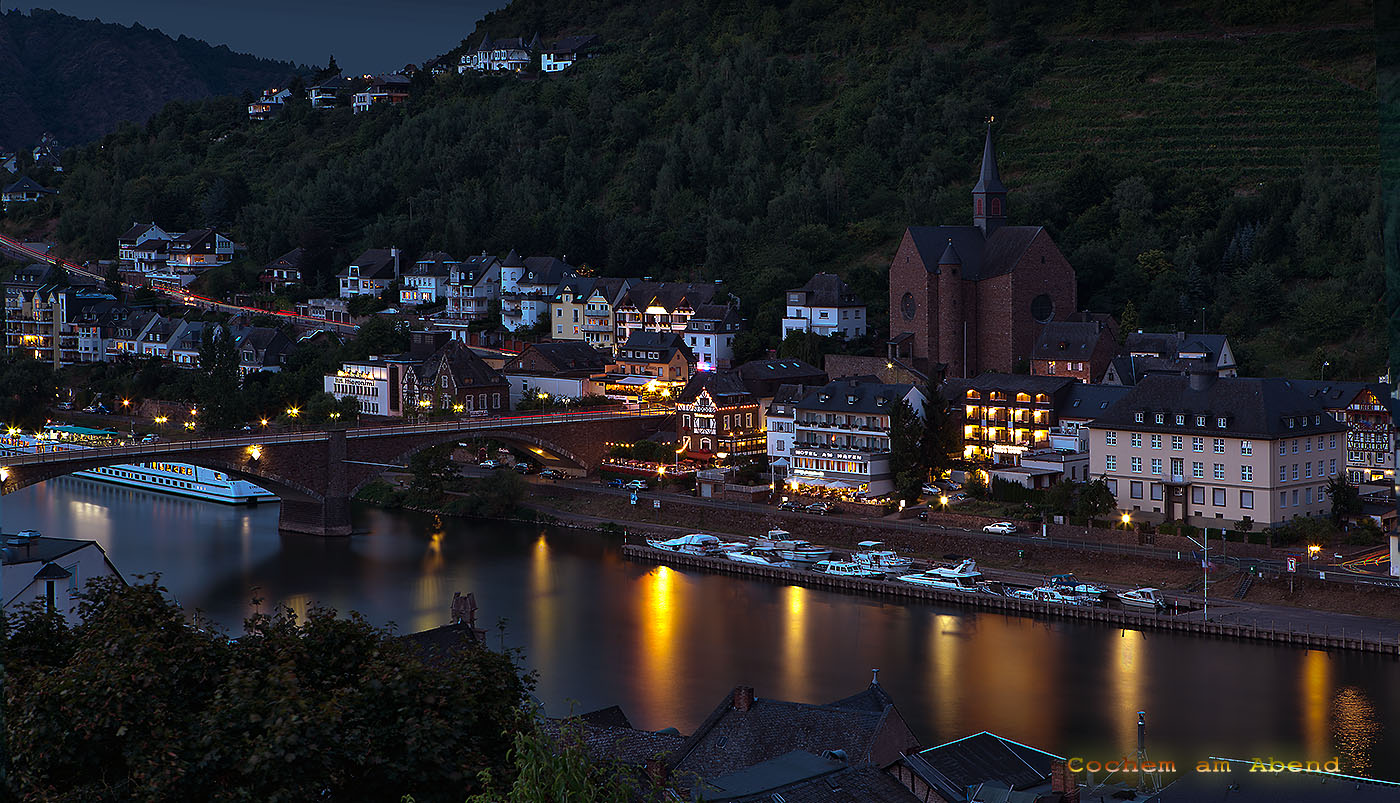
[{"x1": 645, "y1": 532, "x2": 1170, "y2": 613}]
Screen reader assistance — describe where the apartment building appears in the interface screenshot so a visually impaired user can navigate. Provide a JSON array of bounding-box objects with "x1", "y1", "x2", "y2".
[
  {"x1": 787, "y1": 378, "x2": 925, "y2": 496},
  {"x1": 943, "y1": 373, "x2": 1076, "y2": 465},
  {"x1": 1086, "y1": 373, "x2": 1345, "y2": 528},
  {"x1": 780, "y1": 273, "x2": 866, "y2": 340}
]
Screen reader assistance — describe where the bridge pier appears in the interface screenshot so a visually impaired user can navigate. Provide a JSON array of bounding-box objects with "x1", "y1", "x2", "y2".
[{"x1": 277, "y1": 430, "x2": 352, "y2": 537}]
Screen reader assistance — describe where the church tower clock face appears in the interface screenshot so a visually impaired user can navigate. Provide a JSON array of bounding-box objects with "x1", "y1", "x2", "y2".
[{"x1": 901, "y1": 292, "x2": 917, "y2": 320}]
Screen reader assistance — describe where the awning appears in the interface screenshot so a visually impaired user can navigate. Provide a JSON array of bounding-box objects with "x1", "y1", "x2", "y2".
[{"x1": 770, "y1": 457, "x2": 790, "y2": 468}]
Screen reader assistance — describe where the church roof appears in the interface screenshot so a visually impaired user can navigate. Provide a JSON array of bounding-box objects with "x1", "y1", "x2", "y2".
[
  {"x1": 938, "y1": 239, "x2": 961, "y2": 266},
  {"x1": 906, "y1": 225, "x2": 1043, "y2": 282},
  {"x1": 971, "y1": 127, "x2": 1006, "y2": 195}
]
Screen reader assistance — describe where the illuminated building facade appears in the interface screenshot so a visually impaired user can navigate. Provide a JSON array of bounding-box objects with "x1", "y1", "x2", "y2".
[{"x1": 944, "y1": 374, "x2": 1074, "y2": 465}]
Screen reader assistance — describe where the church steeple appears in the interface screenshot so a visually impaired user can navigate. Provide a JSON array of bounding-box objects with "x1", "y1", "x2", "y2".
[{"x1": 972, "y1": 123, "x2": 1007, "y2": 235}]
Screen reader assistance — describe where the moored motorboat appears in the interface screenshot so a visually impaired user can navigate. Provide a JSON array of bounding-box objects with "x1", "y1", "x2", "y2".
[
  {"x1": 1009, "y1": 585, "x2": 1083, "y2": 605},
  {"x1": 1049, "y1": 573, "x2": 1109, "y2": 601},
  {"x1": 897, "y1": 559, "x2": 982, "y2": 593},
  {"x1": 727, "y1": 549, "x2": 792, "y2": 568},
  {"x1": 850, "y1": 541, "x2": 912, "y2": 574},
  {"x1": 752, "y1": 529, "x2": 801, "y2": 551},
  {"x1": 647, "y1": 533, "x2": 724, "y2": 555},
  {"x1": 810, "y1": 560, "x2": 884, "y2": 579},
  {"x1": 1117, "y1": 587, "x2": 1167, "y2": 612},
  {"x1": 776, "y1": 540, "x2": 833, "y2": 562}
]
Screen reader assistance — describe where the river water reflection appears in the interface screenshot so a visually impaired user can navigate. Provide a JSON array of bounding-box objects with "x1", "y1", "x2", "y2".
[{"x1": 4, "y1": 477, "x2": 1400, "y2": 777}]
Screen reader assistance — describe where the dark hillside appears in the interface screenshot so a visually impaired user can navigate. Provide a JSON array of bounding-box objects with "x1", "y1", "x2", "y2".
[
  {"x1": 0, "y1": 9, "x2": 303, "y2": 148},
  {"x1": 47, "y1": 0, "x2": 1384, "y2": 378}
]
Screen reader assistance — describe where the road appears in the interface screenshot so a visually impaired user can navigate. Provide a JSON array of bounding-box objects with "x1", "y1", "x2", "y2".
[{"x1": 0, "y1": 233, "x2": 359, "y2": 335}]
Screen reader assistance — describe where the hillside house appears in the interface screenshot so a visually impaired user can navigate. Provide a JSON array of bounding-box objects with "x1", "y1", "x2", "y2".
[
  {"x1": 261, "y1": 247, "x2": 306, "y2": 292},
  {"x1": 781, "y1": 273, "x2": 866, "y2": 341},
  {"x1": 1, "y1": 176, "x2": 56, "y2": 210},
  {"x1": 499, "y1": 251, "x2": 576, "y2": 331},
  {"x1": 443, "y1": 252, "x2": 502, "y2": 325},
  {"x1": 400, "y1": 251, "x2": 456, "y2": 305},
  {"x1": 167, "y1": 228, "x2": 235, "y2": 269},
  {"x1": 460, "y1": 33, "x2": 539, "y2": 72},
  {"x1": 117, "y1": 222, "x2": 174, "y2": 266},
  {"x1": 338, "y1": 248, "x2": 401, "y2": 298},
  {"x1": 247, "y1": 87, "x2": 293, "y2": 120},
  {"x1": 683, "y1": 302, "x2": 743, "y2": 369},
  {"x1": 541, "y1": 35, "x2": 598, "y2": 72},
  {"x1": 352, "y1": 74, "x2": 411, "y2": 113}
]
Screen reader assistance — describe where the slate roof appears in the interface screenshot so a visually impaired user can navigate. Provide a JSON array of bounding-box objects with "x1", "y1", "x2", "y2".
[
  {"x1": 617, "y1": 281, "x2": 719, "y2": 313},
  {"x1": 1287, "y1": 379, "x2": 1390, "y2": 410},
  {"x1": 410, "y1": 252, "x2": 456, "y2": 276},
  {"x1": 1055, "y1": 383, "x2": 1131, "y2": 421},
  {"x1": 265, "y1": 247, "x2": 306, "y2": 271},
  {"x1": 795, "y1": 379, "x2": 914, "y2": 415},
  {"x1": 518, "y1": 256, "x2": 576, "y2": 286},
  {"x1": 339, "y1": 248, "x2": 399, "y2": 280},
  {"x1": 737, "y1": 359, "x2": 828, "y2": 399},
  {"x1": 400, "y1": 621, "x2": 480, "y2": 660},
  {"x1": 539, "y1": 718, "x2": 686, "y2": 767},
  {"x1": 2, "y1": 537, "x2": 100, "y2": 567},
  {"x1": 942, "y1": 373, "x2": 1076, "y2": 399},
  {"x1": 171, "y1": 228, "x2": 220, "y2": 247},
  {"x1": 545, "y1": 34, "x2": 599, "y2": 54},
  {"x1": 455, "y1": 253, "x2": 501, "y2": 287},
  {"x1": 416, "y1": 341, "x2": 507, "y2": 388},
  {"x1": 677, "y1": 369, "x2": 755, "y2": 406},
  {"x1": 902, "y1": 732, "x2": 1061, "y2": 803},
  {"x1": 1124, "y1": 332, "x2": 1229, "y2": 361},
  {"x1": 669, "y1": 683, "x2": 920, "y2": 793},
  {"x1": 771, "y1": 383, "x2": 811, "y2": 407},
  {"x1": 684, "y1": 302, "x2": 744, "y2": 330},
  {"x1": 119, "y1": 222, "x2": 163, "y2": 243},
  {"x1": 788, "y1": 273, "x2": 863, "y2": 307},
  {"x1": 134, "y1": 238, "x2": 169, "y2": 254},
  {"x1": 1090, "y1": 375, "x2": 1347, "y2": 439},
  {"x1": 1031, "y1": 321, "x2": 1114, "y2": 361},
  {"x1": 3, "y1": 176, "x2": 54, "y2": 195},
  {"x1": 905, "y1": 225, "x2": 1044, "y2": 282},
  {"x1": 972, "y1": 127, "x2": 1006, "y2": 195},
  {"x1": 501, "y1": 248, "x2": 523, "y2": 267},
  {"x1": 506, "y1": 341, "x2": 611, "y2": 375},
  {"x1": 709, "y1": 759, "x2": 919, "y2": 803}
]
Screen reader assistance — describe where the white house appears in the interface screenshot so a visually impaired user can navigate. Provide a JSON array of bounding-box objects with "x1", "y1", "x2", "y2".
[
  {"x1": 499, "y1": 251, "x2": 575, "y2": 331},
  {"x1": 338, "y1": 248, "x2": 401, "y2": 298},
  {"x1": 400, "y1": 252, "x2": 456, "y2": 306},
  {"x1": 459, "y1": 33, "x2": 538, "y2": 72},
  {"x1": 541, "y1": 35, "x2": 598, "y2": 72},
  {"x1": 248, "y1": 87, "x2": 293, "y2": 120},
  {"x1": 683, "y1": 302, "x2": 743, "y2": 370},
  {"x1": 117, "y1": 222, "x2": 174, "y2": 266},
  {"x1": 1, "y1": 176, "x2": 56, "y2": 210},
  {"x1": 166, "y1": 228, "x2": 235, "y2": 269},
  {"x1": 781, "y1": 273, "x2": 866, "y2": 340},
  {"x1": 2, "y1": 534, "x2": 124, "y2": 624}
]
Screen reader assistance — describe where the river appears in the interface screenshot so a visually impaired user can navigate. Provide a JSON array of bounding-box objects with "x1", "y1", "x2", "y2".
[{"x1": 4, "y1": 476, "x2": 1400, "y2": 778}]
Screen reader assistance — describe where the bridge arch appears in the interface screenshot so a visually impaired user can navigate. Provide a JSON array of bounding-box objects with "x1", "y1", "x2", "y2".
[{"x1": 0, "y1": 451, "x2": 326, "y2": 506}]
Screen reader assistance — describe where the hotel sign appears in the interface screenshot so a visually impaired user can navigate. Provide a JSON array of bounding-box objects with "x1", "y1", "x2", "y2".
[{"x1": 793, "y1": 447, "x2": 867, "y2": 461}]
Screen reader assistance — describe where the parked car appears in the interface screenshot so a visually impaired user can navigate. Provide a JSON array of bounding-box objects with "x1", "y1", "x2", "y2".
[
  {"x1": 140, "y1": 434, "x2": 159, "y2": 443},
  {"x1": 951, "y1": 492, "x2": 968, "y2": 501},
  {"x1": 604, "y1": 478, "x2": 625, "y2": 488},
  {"x1": 983, "y1": 521, "x2": 1018, "y2": 534},
  {"x1": 778, "y1": 500, "x2": 804, "y2": 512},
  {"x1": 917, "y1": 510, "x2": 929, "y2": 521},
  {"x1": 624, "y1": 479, "x2": 649, "y2": 490},
  {"x1": 805, "y1": 502, "x2": 832, "y2": 516},
  {"x1": 55, "y1": 401, "x2": 72, "y2": 410},
  {"x1": 539, "y1": 469, "x2": 563, "y2": 480},
  {"x1": 479, "y1": 459, "x2": 501, "y2": 470},
  {"x1": 921, "y1": 484, "x2": 940, "y2": 496}
]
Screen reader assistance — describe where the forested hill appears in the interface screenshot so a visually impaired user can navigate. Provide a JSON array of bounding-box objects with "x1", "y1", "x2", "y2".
[
  {"x1": 0, "y1": 9, "x2": 302, "y2": 147},
  {"x1": 47, "y1": 0, "x2": 1384, "y2": 378}
]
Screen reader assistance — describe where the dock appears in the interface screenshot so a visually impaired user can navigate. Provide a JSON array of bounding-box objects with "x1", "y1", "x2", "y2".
[{"x1": 622, "y1": 544, "x2": 1400, "y2": 656}]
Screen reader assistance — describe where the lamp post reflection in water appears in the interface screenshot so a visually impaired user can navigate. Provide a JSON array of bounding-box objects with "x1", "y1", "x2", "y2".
[
  {"x1": 1302, "y1": 649, "x2": 1331, "y2": 763},
  {"x1": 638, "y1": 566, "x2": 680, "y2": 718},
  {"x1": 782, "y1": 585, "x2": 810, "y2": 703}
]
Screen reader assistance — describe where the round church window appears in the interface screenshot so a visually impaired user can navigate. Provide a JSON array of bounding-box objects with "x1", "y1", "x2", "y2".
[
  {"x1": 901, "y1": 292, "x2": 916, "y2": 320},
  {"x1": 1031, "y1": 294, "x2": 1054, "y2": 323}
]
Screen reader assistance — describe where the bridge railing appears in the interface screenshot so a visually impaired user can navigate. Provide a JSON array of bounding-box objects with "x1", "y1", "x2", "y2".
[
  {"x1": 345, "y1": 404, "x2": 672, "y2": 438},
  {"x1": 0, "y1": 430, "x2": 331, "y2": 467}
]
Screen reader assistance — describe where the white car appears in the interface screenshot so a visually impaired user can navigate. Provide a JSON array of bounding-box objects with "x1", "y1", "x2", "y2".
[
  {"x1": 479, "y1": 459, "x2": 501, "y2": 469},
  {"x1": 921, "y1": 484, "x2": 940, "y2": 496},
  {"x1": 624, "y1": 479, "x2": 649, "y2": 490},
  {"x1": 983, "y1": 522, "x2": 1017, "y2": 534}
]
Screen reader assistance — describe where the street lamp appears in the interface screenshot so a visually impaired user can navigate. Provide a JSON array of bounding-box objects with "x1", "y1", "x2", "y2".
[
  {"x1": 1308, "y1": 544, "x2": 1321, "y2": 561},
  {"x1": 1183, "y1": 533, "x2": 1210, "y2": 621},
  {"x1": 1321, "y1": 361, "x2": 1330, "y2": 381},
  {"x1": 120, "y1": 399, "x2": 130, "y2": 409},
  {"x1": 286, "y1": 406, "x2": 300, "y2": 419},
  {"x1": 184, "y1": 420, "x2": 196, "y2": 431},
  {"x1": 259, "y1": 418, "x2": 269, "y2": 428},
  {"x1": 1120, "y1": 511, "x2": 1131, "y2": 531},
  {"x1": 154, "y1": 415, "x2": 168, "y2": 428}
]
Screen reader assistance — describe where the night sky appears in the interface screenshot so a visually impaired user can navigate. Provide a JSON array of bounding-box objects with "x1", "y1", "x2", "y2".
[{"x1": 18, "y1": 1, "x2": 508, "y2": 73}]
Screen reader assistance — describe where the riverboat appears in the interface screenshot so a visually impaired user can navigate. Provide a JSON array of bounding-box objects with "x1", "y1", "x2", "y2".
[
  {"x1": 0, "y1": 426, "x2": 275, "y2": 505},
  {"x1": 775, "y1": 540, "x2": 834, "y2": 563},
  {"x1": 810, "y1": 560, "x2": 884, "y2": 579},
  {"x1": 1117, "y1": 587, "x2": 1167, "y2": 612},
  {"x1": 849, "y1": 541, "x2": 912, "y2": 573},
  {"x1": 897, "y1": 559, "x2": 982, "y2": 593},
  {"x1": 726, "y1": 549, "x2": 792, "y2": 568},
  {"x1": 647, "y1": 533, "x2": 725, "y2": 555}
]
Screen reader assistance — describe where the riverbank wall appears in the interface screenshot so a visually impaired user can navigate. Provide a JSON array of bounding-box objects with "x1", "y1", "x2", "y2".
[{"x1": 622, "y1": 545, "x2": 1400, "y2": 656}]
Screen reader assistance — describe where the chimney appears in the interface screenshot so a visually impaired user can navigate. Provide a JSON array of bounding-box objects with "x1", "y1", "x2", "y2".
[
  {"x1": 1050, "y1": 758, "x2": 1079, "y2": 803},
  {"x1": 1188, "y1": 369, "x2": 1216, "y2": 392},
  {"x1": 732, "y1": 685, "x2": 755, "y2": 712}
]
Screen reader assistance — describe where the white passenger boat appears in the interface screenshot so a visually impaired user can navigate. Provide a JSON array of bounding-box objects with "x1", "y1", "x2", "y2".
[
  {"x1": 647, "y1": 533, "x2": 724, "y2": 555},
  {"x1": 811, "y1": 560, "x2": 884, "y2": 579},
  {"x1": 1117, "y1": 587, "x2": 1167, "y2": 612},
  {"x1": 850, "y1": 541, "x2": 912, "y2": 573},
  {"x1": 897, "y1": 559, "x2": 982, "y2": 593},
  {"x1": 727, "y1": 550, "x2": 792, "y2": 568},
  {"x1": 775, "y1": 540, "x2": 833, "y2": 562},
  {"x1": 0, "y1": 426, "x2": 275, "y2": 505}
]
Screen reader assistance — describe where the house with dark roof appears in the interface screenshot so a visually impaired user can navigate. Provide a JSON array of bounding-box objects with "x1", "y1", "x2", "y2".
[
  {"x1": 231, "y1": 326, "x2": 295, "y2": 374},
  {"x1": 1287, "y1": 379, "x2": 1393, "y2": 487},
  {"x1": 1051, "y1": 382, "x2": 1132, "y2": 452},
  {"x1": 890, "y1": 731, "x2": 1076, "y2": 803},
  {"x1": 614, "y1": 281, "x2": 723, "y2": 345},
  {"x1": 604, "y1": 330, "x2": 696, "y2": 401},
  {"x1": 402, "y1": 339, "x2": 510, "y2": 414},
  {"x1": 117, "y1": 222, "x2": 175, "y2": 266},
  {"x1": 443, "y1": 252, "x2": 503, "y2": 324},
  {"x1": 308, "y1": 74, "x2": 349, "y2": 109},
  {"x1": 261, "y1": 247, "x2": 306, "y2": 293},
  {"x1": 789, "y1": 378, "x2": 925, "y2": 495},
  {"x1": 499, "y1": 250, "x2": 577, "y2": 332},
  {"x1": 460, "y1": 32, "x2": 539, "y2": 72},
  {"x1": 31, "y1": 132, "x2": 62, "y2": 172},
  {"x1": 1084, "y1": 373, "x2": 1346, "y2": 528},
  {"x1": 667, "y1": 682, "x2": 920, "y2": 800},
  {"x1": 338, "y1": 248, "x2": 402, "y2": 298},
  {"x1": 247, "y1": 86, "x2": 292, "y2": 120},
  {"x1": 676, "y1": 370, "x2": 763, "y2": 459},
  {"x1": 1103, "y1": 331, "x2": 1237, "y2": 386},
  {"x1": 941, "y1": 373, "x2": 1077, "y2": 466},
  {"x1": 782, "y1": 273, "x2": 867, "y2": 341},
  {"x1": 736, "y1": 359, "x2": 828, "y2": 403},
  {"x1": 541, "y1": 34, "x2": 599, "y2": 72},
  {"x1": 167, "y1": 228, "x2": 234, "y2": 269},
  {"x1": 1, "y1": 175, "x2": 56, "y2": 210},
  {"x1": 1030, "y1": 319, "x2": 1119, "y2": 384},
  {"x1": 683, "y1": 302, "x2": 744, "y2": 369},
  {"x1": 400, "y1": 251, "x2": 457, "y2": 306},
  {"x1": 888, "y1": 127, "x2": 1077, "y2": 380},
  {"x1": 2, "y1": 534, "x2": 125, "y2": 624},
  {"x1": 502, "y1": 341, "x2": 612, "y2": 404},
  {"x1": 352, "y1": 73, "x2": 411, "y2": 113},
  {"x1": 576, "y1": 277, "x2": 634, "y2": 353}
]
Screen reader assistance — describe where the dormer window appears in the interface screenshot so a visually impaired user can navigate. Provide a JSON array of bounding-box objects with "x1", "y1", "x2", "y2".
[
  {"x1": 1175, "y1": 414, "x2": 1185, "y2": 425},
  {"x1": 1217, "y1": 417, "x2": 1227, "y2": 428},
  {"x1": 1134, "y1": 412, "x2": 1144, "y2": 423},
  {"x1": 1154, "y1": 413, "x2": 1164, "y2": 424},
  {"x1": 1196, "y1": 415, "x2": 1206, "y2": 427},
  {"x1": 1287, "y1": 418, "x2": 1294, "y2": 429}
]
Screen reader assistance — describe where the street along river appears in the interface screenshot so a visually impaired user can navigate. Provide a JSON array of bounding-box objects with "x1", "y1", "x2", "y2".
[{"x1": 5, "y1": 476, "x2": 1400, "y2": 778}]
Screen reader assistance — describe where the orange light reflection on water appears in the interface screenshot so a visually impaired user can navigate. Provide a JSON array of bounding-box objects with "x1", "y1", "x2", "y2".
[
  {"x1": 1301, "y1": 649, "x2": 1331, "y2": 763},
  {"x1": 637, "y1": 565, "x2": 680, "y2": 717},
  {"x1": 530, "y1": 533, "x2": 555, "y2": 673},
  {"x1": 1111, "y1": 628, "x2": 1145, "y2": 753},
  {"x1": 782, "y1": 585, "x2": 810, "y2": 703}
]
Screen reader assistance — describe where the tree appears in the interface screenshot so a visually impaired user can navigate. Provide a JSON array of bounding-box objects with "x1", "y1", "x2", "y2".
[
  {"x1": 1326, "y1": 474, "x2": 1362, "y2": 523},
  {"x1": 4, "y1": 577, "x2": 532, "y2": 801},
  {"x1": 1076, "y1": 478, "x2": 1117, "y2": 520},
  {"x1": 888, "y1": 397, "x2": 924, "y2": 504},
  {"x1": 463, "y1": 716, "x2": 645, "y2": 803},
  {"x1": 919, "y1": 380, "x2": 958, "y2": 479},
  {"x1": 196, "y1": 322, "x2": 242, "y2": 429},
  {"x1": 409, "y1": 444, "x2": 459, "y2": 498},
  {"x1": 0, "y1": 356, "x2": 57, "y2": 428},
  {"x1": 1118, "y1": 299, "x2": 1140, "y2": 343}
]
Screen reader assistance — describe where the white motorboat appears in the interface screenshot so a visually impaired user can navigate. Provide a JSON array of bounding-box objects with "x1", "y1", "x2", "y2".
[
  {"x1": 810, "y1": 560, "x2": 884, "y2": 579},
  {"x1": 897, "y1": 559, "x2": 982, "y2": 593},
  {"x1": 752, "y1": 529, "x2": 801, "y2": 551},
  {"x1": 727, "y1": 550, "x2": 792, "y2": 568},
  {"x1": 1049, "y1": 573, "x2": 1109, "y2": 601},
  {"x1": 717, "y1": 541, "x2": 750, "y2": 553},
  {"x1": 776, "y1": 540, "x2": 834, "y2": 562},
  {"x1": 850, "y1": 541, "x2": 912, "y2": 573},
  {"x1": 647, "y1": 533, "x2": 724, "y2": 555},
  {"x1": 1117, "y1": 587, "x2": 1167, "y2": 612},
  {"x1": 1010, "y1": 586, "x2": 1083, "y2": 605}
]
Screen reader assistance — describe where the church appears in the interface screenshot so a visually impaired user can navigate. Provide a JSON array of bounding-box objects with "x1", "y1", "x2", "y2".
[{"x1": 887, "y1": 128, "x2": 1077, "y2": 380}]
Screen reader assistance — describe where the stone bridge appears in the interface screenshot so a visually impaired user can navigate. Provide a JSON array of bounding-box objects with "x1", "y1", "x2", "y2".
[{"x1": 0, "y1": 408, "x2": 670, "y2": 536}]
